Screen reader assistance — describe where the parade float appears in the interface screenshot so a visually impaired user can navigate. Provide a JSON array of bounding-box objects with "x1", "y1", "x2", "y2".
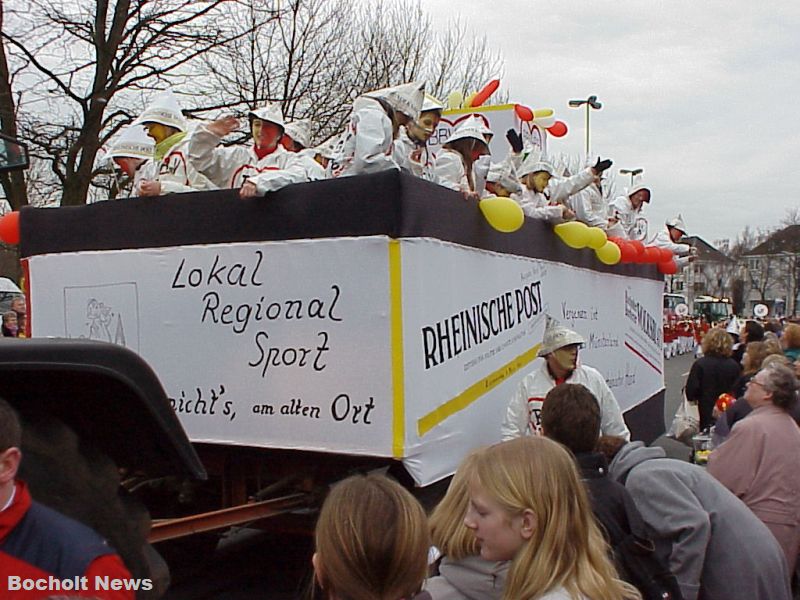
[{"x1": 0, "y1": 87, "x2": 670, "y2": 549}]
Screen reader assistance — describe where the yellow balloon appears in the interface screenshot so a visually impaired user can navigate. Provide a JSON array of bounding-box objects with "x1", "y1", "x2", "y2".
[
  {"x1": 479, "y1": 196, "x2": 525, "y2": 233},
  {"x1": 586, "y1": 226, "x2": 608, "y2": 250},
  {"x1": 595, "y1": 241, "x2": 622, "y2": 265},
  {"x1": 532, "y1": 108, "x2": 554, "y2": 119},
  {"x1": 447, "y1": 91, "x2": 463, "y2": 110},
  {"x1": 554, "y1": 221, "x2": 590, "y2": 249},
  {"x1": 464, "y1": 92, "x2": 477, "y2": 108}
]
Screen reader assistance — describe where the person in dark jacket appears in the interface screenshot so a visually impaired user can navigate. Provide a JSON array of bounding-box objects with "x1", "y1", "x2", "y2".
[
  {"x1": 732, "y1": 319, "x2": 764, "y2": 364},
  {"x1": 0, "y1": 399, "x2": 136, "y2": 600},
  {"x1": 686, "y1": 328, "x2": 741, "y2": 430}
]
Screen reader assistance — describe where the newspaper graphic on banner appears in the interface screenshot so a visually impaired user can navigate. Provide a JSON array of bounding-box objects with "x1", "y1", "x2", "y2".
[
  {"x1": 29, "y1": 238, "x2": 394, "y2": 457},
  {"x1": 27, "y1": 236, "x2": 663, "y2": 485},
  {"x1": 399, "y1": 239, "x2": 664, "y2": 484}
]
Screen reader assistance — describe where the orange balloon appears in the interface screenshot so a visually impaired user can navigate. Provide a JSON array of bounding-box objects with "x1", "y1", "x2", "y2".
[
  {"x1": 547, "y1": 120, "x2": 568, "y2": 137},
  {"x1": 471, "y1": 79, "x2": 500, "y2": 107},
  {"x1": 0, "y1": 212, "x2": 20, "y2": 245},
  {"x1": 514, "y1": 104, "x2": 534, "y2": 122}
]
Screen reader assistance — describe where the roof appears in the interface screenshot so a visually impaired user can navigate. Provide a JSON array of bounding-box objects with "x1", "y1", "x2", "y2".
[
  {"x1": 744, "y1": 225, "x2": 800, "y2": 256},
  {"x1": 683, "y1": 236, "x2": 733, "y2": 263}
]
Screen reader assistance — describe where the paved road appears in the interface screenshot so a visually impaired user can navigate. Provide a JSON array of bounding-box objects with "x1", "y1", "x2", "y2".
[{"x1": 663, "y1": 351, "x2": 695, "y2": 431}]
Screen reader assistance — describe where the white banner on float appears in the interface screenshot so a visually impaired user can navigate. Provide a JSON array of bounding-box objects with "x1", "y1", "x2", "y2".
[
  {"x1": 27, "y1": 236, "x2": 664, "y2": 486},
  {"x1": 426, "y1": 104, "x2": 549, "y2": 161},
  {"x1": 28, "y1": 237, "x2": 394, "y2": 456},
  {"x1": 398, "y1": 238, "x2": 664, "y2": 485}
]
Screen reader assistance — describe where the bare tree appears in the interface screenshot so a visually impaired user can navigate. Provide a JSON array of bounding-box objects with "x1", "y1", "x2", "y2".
[
  {"x1": 0, "y1": 0, "x2": 274, "y2": 207},
  {"x1": 193, "y1": 0, "x2": 505, "y2": 145},
  {"x1": 781, "y1": 206, "x2": 800, "y2": 227}
]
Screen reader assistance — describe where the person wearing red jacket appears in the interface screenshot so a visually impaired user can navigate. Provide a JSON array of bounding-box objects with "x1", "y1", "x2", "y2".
[{"x1": 0, "y1": 399, "x2": 141, "y2": 599}]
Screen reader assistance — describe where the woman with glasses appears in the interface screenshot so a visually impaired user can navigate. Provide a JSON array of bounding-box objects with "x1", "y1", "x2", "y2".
[{"x1": 708, "y1": 364, "x2": 800, "y2": 575}]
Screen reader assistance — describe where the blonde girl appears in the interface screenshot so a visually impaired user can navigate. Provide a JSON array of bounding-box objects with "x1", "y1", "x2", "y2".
[
  {"x1": 313, "y1": 473, "x2": 430, "y2": 600},
  {"x1": 465, "y1": 437, "x2": 640, "y2": 600}
]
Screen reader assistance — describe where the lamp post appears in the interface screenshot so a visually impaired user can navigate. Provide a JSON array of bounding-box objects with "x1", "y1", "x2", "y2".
[
  {"x1": 568, "y1": 95, "x2": 602, "y2": 156},
  {"x1": 619, "y1": 168, "x2": 643, "y2": 186}
]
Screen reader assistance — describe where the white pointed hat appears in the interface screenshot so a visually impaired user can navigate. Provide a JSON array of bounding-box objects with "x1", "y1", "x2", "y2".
[
  {"x1": 107, "y1": 124, "x2": 154, "y2": 160},
  {"x1": 421, "y1": 93, "x2": 445, "y2": 113},
  {"x1": 465, "y1": 114, "x2": 493, "y2": 138},
  {"x1": 518, "y1": 150, "x2": 555, "y2": 178},
  {"x1": 284, "y1": 120, "x2": 311, "y2": 148},
  {"x1": 248, "y1": 104, "x2": 286, "y2": 131},
  {"x1": 628, "y1": 180, "x2": 651, "y2": 201},
  {"x1": 135, "y1": 91, "x2": 187, "y2": 131},
  {"x1": 366, "y1": 81, "x2": 426, "y2": 120},
  {"x1": 666, "y1": 214, "x2": 687, "y2": 234},
  {"x1": 443, "y1": 120, "x2": 489, "y2": 147},
  {"x1": 726, "y1": 315, "x2": 741, "y2": 335},
  {"x1": 538, "y1": 315, "x2": 585, "y2": 357},
  {"x1": 487, "y1": 156, "x2": 522, "y2": 194}
]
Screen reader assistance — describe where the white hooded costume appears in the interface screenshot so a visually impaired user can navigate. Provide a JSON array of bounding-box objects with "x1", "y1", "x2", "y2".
[
  {"x1": 393, "y1": 93, "x2": 444, "y2": 182},
  {"x1": 565, "y1": 157, "x2": 609, "y2": 229},
  {"x1": 501, "y1": 316, "x2": 630, "y2": 441},
  {"x1": 187, "y1": 104, "x2": 312, "y2": 194},
  {"x1": 431, "y1": 120, "x2": 490, "y2": 194},
  {"x1": 649, "y1": 214, "x2": 694, "y2": 267},
  {"x1": 134, "y1": 91, "x2": 215, "y2": 195},
  {"x1": 483, "y1": 156, "x2": 523, "y2": 198},
  {"x1": 104, "y1": 124, "x2": 154, "y2": 197},
  {"x1": 609, "y1": 181, "x2": 651, "y2": 240},
  {"x1": 514, "y1": 153, "x2": 595, "y2": 222},
  {"x1": 331, "y1": 82, "x2": 425, "y2": 178}
]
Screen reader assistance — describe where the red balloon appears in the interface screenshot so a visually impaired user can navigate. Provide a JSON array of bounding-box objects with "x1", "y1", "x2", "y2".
[
  {"x1": 617, "y1": 241, "x2": 637, "y2": 263},
  {"x1": 658, "y1": 259, "x2": 678, "y2": 275},
  {"x1": 659, "y1": 248, "x2": 674, "y2": 262},
  {"x1": 547, "y1": 120, "x2": 568, "y2": 137},
  {"x1": 0, "y1": 212, "x2": 20, "y2": 245},
  {"x1": 471, "y1": 79, "x2": 500, "y2": 107},
  {"x1": 644, "y1": 247, "x2": 662, "y2": 263},
  {"x1": 514, "y1": 104, "x2": 534, "y2": 122},
  {"x1": 628, "y1": 240, "x2": 645, "y2": 257}
]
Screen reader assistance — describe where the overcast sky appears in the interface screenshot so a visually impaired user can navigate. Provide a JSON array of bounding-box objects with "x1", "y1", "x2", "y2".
[{"x1": 420, "y1": 0, "x2": 800, "y2": 245}]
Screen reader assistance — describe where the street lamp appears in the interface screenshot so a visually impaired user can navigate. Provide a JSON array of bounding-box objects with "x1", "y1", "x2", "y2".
[
  {"x1": 619, "y1": 168, "x2": 643, "y2": 186},
  {"x1": 568, "y1": 95, "x2": 602, "y2": 156}
]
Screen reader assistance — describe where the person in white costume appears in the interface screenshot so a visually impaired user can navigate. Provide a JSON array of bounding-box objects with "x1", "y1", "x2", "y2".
[
  {"x1": 282, "y1": 120, "x2": 312, "y2": 152},
  {"x1": 393, "y1": 93, "x2": 444, "y2": 181},
  {"x1": 565, "y1": 157, "x2": 612, "y2": 230},
  {"x1": 484, "y1": 155, "x2": 522, "y2": 198},
  {"x1": 514, "y1": 152, "x2": 611, "y2": 223},
  {"x1": 134, "y1": 91, "x2": 215, "y2": 196},
  {"x1": 104, "y1": 124, "x2": 153, "y2": 198},
  {"x1": 432, "y1": 120, "x2": 490, "y2": 196},
  {"x1": 187, "y1": 103, "x2": 312, "y2": 197},
  {"x1": 330, "y1": 81, "x2": 425, "y2": 178},
  {"x1": 649, "y1": 214, "x2": 697, "y2": 268},
  {"x1": 609, "y1": 180, "x2": 651, "y2": 240},
  {"x1": 501, "y1": 315, "x2": 630, "y2": 441}
]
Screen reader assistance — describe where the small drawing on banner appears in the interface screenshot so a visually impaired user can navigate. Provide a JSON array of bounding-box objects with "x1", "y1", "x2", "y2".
[{"x1": 63, "y1": 282, "x2": 140, "y2": 351}]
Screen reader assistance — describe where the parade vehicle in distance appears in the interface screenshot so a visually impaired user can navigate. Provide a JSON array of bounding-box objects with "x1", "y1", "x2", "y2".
[{"x1": 694, "y1": 295, "x2": 733, "y2": 324}]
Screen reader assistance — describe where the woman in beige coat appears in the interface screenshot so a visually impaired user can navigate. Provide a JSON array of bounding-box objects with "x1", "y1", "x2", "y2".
[{"x1": 708, "y1": 363, "x2": 800, "y2": 573}]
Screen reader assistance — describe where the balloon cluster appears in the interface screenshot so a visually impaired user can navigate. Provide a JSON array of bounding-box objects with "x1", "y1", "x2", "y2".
[
  {"x1": 553, "y1": 222, "x2": 619, "y2": 264},
  {"x1": 607, "y1": 237, "x2": 678, "y2": 273},
  {"x1": 514, "y1": 104, "x2": 568, "y2": 138},
  {"x1": 479, "y1": 196, "x2": 524, "y2": 233},
  {"x1": 0, "y1": 212, "x2": 20, "y2": 245}
]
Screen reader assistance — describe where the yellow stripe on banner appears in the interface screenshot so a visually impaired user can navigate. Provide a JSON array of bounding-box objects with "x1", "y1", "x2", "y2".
[
  {"x1": 389, "y1": 240, "x2": 405, "y2": 458},
  {"x1": 417, "y1": 343, "x2": 541, "y2": 438},
  {"x1": 443, "y1": 103, "x2": 516, "y2": 116}
]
